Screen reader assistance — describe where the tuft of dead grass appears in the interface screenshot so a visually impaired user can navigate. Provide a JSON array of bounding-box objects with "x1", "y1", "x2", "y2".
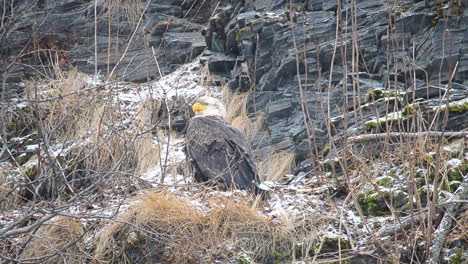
[
  {"x1": 23, "y1": 69, "x2": 161, "y2": 185},
  {"x1": 133, "y1": 98, "x2": 161, "y2": 131},
  {"x1": 204, "y1": 200, "x2": 294, "y2": 261},
  {"x1": 97, "y1": 0, "x2": 143, "y2": 26},
  {"x1": 0, "y1": 163, "x2": 23, "y2": 211},
  {"x1": 223, "y1": 88, "x2": 266, "y2": 141},
  {"x1": 223, "y1": 90, "x2": 248, "y2": 123},
  {"x1": 257, "y1": 151, "x2": 296, "y2": 181},
  {"x1": 20, "y1": 216, "x2": 85, "y2": 264},
  {"x1": 25, "y1": 69, "x2": 103, "y2": 141},
  {"x1": 133, "y1": 98, "x2": 162, "y2": 174},
  {"x1": 94, "y1": 191, "x2": 296, "y2": 263},
  {"x1": 134, "y1": 135, "x2": 160, "y2": 174},
  {"x1": 94, "y1": 191, "x2": 203, "y2": 264},
  {"x1": 20, "y1": 70, "x2": 147, "y2": 198}
]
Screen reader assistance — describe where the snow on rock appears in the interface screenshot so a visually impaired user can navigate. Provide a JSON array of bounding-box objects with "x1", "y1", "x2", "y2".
[
  {"x1": 446, "y1": 158, "x2": 463, "y2": 170},
  {"x1": 148, "y1": 60, "x2": 214, "y2": 100},
  {"x1": 113, "y1": 59, "x2": 217, "y2": 111}
]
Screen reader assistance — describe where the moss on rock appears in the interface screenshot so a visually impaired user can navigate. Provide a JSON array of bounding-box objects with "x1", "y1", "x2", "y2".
[{"x1": 358, "y1": 192, "x2": 389, "y2": 216}]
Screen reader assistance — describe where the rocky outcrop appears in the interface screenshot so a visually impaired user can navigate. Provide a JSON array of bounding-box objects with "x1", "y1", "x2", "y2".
[
  {"x1": 1, "y1": 1, "x2": 467, "y2": 263},
  {"x1": 200, "y1": 0, "x2": 468, "y2": 167},
  {"x1": 2, "y1": 0, "x2": 467, "y2": 168},
  {"x1": 0, "y1": 0, "x2": 215, "y2": 94}
]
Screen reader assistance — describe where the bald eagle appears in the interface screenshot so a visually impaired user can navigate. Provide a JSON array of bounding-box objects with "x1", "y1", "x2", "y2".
[{"x1": 185, "y1": 96, "x2": 264, "y2": 194}]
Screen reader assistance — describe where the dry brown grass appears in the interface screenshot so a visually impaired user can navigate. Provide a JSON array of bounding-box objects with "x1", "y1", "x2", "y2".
[
  {"x1": 20, "y1": 216, "x2": 85, "y2": 263},
  {"x1": 94, "y1": 191, "x2": 296, "y2": 263},
  {"x1": 231, "y1": 112, "x2": 265, "y2": 141},
  {"x1": 447, "y1": 209, "x2": 468, "y2": 245},
  {"x1": 133, "y1": 98, "x2": 162, "y2": 174},
  {"x1": 223, "y1": 90, "x2": 248, "y2": 123},
  {"x1": 204, "y1": 200, "x2": 294, "y2": 261},
  {"x1": 133, "y1": 98, "x2": 161, "y2": 131},
  {"x1": 0, "y1": 163, "x2": 23, "y2": 211},
  {"x1": 134, "y1": 135, "x2": 160, "y2": 174},
  {"x1": 98, "y1": 0, "x2": 143, "y2": 26},
  {"x1": 21, "y1": 69, "x2": 148, "y2": 196},
  {"x1": 25, "y1": 70, "x2": 99, "y2": 140},
  {"x1": 223, "y1": 88, "x2": 266, "y2": 142},
  {"x1": 257, "y1": 151, "x2": 296, "y2": 181},
  {"x1": 94, "y1": 191, "x2": 203, "y2": 264},
  {"x1": 23, "y1": 69, "x2": 162, "y2": 176}
]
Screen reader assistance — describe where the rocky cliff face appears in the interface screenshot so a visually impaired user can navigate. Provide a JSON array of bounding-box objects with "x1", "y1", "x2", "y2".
[
  {"x1": 1, "y1": 0, "x2": 210, "y2": 87},
  {"x1": 201, "y1": 0, "x2": 468, "y2": 168},
  {"x1": 2, "y1": 0, "x2": 467, "y2": 165},
  {"x1": 1, "y1": 0, "x2": 467, "y2": 263}
]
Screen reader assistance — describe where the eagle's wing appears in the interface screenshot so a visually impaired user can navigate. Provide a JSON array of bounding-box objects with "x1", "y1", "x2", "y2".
[{"x1": 185, "y1": 116, "x2": 259, "y2": 191}]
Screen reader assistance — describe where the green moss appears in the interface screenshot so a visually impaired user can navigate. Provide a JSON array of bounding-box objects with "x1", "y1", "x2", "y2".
[
  {"x1": 388, "y1": 168, "x2": 398, "y2": 178},
  {"x1": 322, "y1": 159, "x2": 339, "y2": 171},
  {"x1": 376, "y1": 176, "x2": 392, "y2": 186},
  {"x1": 419, "y1": 186, "x2": 428, "y2": 197},
  {"x1": 367, "y1": 89, "x2": 384, "y2": 102},
  {"x1": 330, "y1": 115, "x2": 343, "y2": 123},
  {"x1": 236, "y1": 26, "x2": 251, "y2": 42},
  {"x1": 17, "y1": 153, "x2": 32, "y2": 165},
  {"x1": 367, "y1": 196, "x2": 384, "y2": 216},
  {"x1": 447, "y1": 160, "x2": 467, "y2": 182},
  {"x1": 445, "y1": 247, "x2": 464, "y2": 264},
  {"x1": 322, "y1": 143, "x2": 331, "y2": 156},
  {"x1": 365, "y1": 110, "x2": 411, "y2": 131},
  {"x1": 402, "y1": 104, "x2": 414, "y2": 116},
  {"x1": 448, "y1": 181, "x2": 461, "y2": 192},
  {"x1": 374, "y1": 95, "x2": 401, "y2": 104},
  {"x1": 23, "y1": 156, "x2": 39, "y2": 180},
  {"x1": 272, "y1": 250, "x2": 288, "y2": 264},
  {"x1": 365, "y1": 121, "x2": 379, "y2": 131},
  {"x1": 294, "y1": 244, "x2": 303, "y2": 258},
  {"x1": 320, "y1": 237, "x2": 351, "y2": 253},
  {"x1": 237, "y1": 255, "x2": 252, "y2": 264},
  {"x1": 425, "y1": 153, "x2": 436, "y2": 163},
  {"x1": 358, "y1": 192, "x2": 389, "y2": 216},
  {"x1": 447, "y1": 101, "x2": 468, "y2": 112}
]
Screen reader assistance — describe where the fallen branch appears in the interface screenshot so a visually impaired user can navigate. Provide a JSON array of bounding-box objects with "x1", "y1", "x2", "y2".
[
  {"x1": 348, "y1": 131, "x2": 468, "y2": 143},
  {"x1": 426, "y1": 178, "x2": 467, "y2": 264},
  {"x1": 374, "y1": 212, "x2": 428, "y2": 238}
]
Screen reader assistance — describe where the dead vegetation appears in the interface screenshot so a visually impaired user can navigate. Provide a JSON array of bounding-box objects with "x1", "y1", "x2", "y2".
[
  {"x1": 97, "y1": 0, "x2": 143, "y2": 27},
  {"x1": 94, "y1": 191, "x2": 298, "y2": 263},
  {"x1": 20, "y1": 217, "x2": 86, "y2": 264},
  {"x1": 257, "y1": 151, "x2": 296, "y2": 181},
  {"x1": 223, "y1": 90, "x2": 248, "y2": 123},
  {"x1": 18, "y1": 69, "x2": 169, "y2": 197},
  {"x1": 0, "y1": 163, "x2": 23, "y2": 211}
]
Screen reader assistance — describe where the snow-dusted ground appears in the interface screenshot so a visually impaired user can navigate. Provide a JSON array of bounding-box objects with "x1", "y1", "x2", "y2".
[
  {"x1": 2, "y1": 58, "x2": 466, "y2": 262},
  {"x1": 2, "y1": 59, "x2": 375, "y2": 247}
]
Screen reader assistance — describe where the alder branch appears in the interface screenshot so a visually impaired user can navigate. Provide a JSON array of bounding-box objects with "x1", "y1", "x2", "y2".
[
  {"x1": 348, "y1": 131, "x2": 468, "y2": 143},
  {"x1": 426, "y1": 178, "x2": 467, "y2": 264}
]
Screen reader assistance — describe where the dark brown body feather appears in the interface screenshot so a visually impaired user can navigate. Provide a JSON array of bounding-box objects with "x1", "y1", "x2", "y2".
[{"x1": 185, "y1": 116, "x2": 260, "y2": 192}]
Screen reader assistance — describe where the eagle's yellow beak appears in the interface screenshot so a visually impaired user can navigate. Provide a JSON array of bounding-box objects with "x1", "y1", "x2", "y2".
[{"x1": 192, "y1": 102, "x2": 206, "y2": 112}]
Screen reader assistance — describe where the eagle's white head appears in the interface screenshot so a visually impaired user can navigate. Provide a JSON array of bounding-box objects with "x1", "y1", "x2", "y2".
[{"x1": 192, "y1": 96, "x2": 227, "y2": 119}]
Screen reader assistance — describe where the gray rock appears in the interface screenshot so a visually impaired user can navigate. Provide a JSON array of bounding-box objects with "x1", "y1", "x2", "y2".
[
  {"x1": 267, "y1": 98, "x2": 293, "y2": 122},
  {"x1": 201, "y1": 51, "x2": 238, "y2": 76},
  {"x1": 163, "y1": 32, "x2": 206, "y2": 65},
  {"x1": 149, "y1": 4, "x2": 183, "y2": 17}
]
